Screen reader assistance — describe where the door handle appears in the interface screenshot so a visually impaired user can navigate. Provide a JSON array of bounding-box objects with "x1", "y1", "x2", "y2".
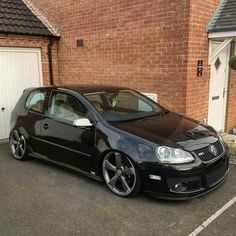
[
  {"x1": 43, "y1": 123, "x2": 49, "y2": 130},
  {"x1": 1, "y1": 107, "x2": 5, "y2": 112}
]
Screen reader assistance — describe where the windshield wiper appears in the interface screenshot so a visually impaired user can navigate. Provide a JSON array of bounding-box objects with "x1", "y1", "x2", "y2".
[{"x1": 136, "y1": 110, "x2": 166, "y2": 121}]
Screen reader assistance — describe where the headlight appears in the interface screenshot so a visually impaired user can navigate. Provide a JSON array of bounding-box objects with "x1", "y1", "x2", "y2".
[{"x1": 156, "y1": 146, "x2": 194, "y2": 164}]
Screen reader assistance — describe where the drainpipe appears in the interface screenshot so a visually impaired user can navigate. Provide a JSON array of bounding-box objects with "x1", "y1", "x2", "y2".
[{"x1": 48, "y1": 38, "x2": 55, "y2": 85}]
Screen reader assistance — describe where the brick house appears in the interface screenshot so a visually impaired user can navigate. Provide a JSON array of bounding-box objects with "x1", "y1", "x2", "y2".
[{"x1": 0, "y1": 0, "x2": 236, "y2": 140}]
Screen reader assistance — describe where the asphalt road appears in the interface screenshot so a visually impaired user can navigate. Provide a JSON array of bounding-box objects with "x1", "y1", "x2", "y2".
[{"x1": 0, "y1": 141, "x2": 236, "y2": 236}]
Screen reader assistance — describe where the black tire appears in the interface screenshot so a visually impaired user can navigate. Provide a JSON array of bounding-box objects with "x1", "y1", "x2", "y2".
[
  {"x1": 102, "y1": 151, "x2": 142, "y2": 197},
  {"x1": 10, "y1": 130, "x2": 29, "y2": 161}
]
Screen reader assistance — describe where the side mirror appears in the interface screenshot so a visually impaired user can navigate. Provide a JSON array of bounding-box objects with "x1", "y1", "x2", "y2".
[{"x1": 73, "y1": 118, "x2": 93, "y2": 127}]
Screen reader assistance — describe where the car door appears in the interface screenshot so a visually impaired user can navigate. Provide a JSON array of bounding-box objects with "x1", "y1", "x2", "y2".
[
  {"x1": 40, "y1": 90, "x2": 97, "y2": 173},
  {"x1": 24, "y1": 89, "x2": 49, "y2": 155}
]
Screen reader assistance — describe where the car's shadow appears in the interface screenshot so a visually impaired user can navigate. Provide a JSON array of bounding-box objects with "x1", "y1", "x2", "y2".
[
  {"x1": 28, "y1": 156, "x2": 196, "y2": 205},
  {"x1": 1, "y1": 142, "x2": 225, "y2": 206}
]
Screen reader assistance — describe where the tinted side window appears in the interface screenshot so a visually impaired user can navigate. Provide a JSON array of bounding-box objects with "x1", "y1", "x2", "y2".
[
  {"x1": 26, "y1": 90, "x2": 46, "y2": 113},
  {"x1": 48, "y1": 92, "x2": 88, "y2": 123}
]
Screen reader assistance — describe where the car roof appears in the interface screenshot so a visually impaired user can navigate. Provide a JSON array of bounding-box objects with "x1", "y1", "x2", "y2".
[{"x1": 41, "y1": 84, "x2": 131, "y2": 94}]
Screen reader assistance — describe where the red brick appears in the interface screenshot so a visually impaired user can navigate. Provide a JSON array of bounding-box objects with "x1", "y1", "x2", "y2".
[{"x1": 27, "y1": 0, "x2": 236, "y2": 130}]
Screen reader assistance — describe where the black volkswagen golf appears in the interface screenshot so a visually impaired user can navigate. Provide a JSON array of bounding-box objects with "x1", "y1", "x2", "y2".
[{"x1": 10, "y1": 85, "x2": 229, "y2": 199}]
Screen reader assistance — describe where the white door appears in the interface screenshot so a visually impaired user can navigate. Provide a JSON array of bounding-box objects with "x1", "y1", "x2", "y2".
[
  {"x1": 208, "y1": 44, "x2": 230, "y2": 132},
  {"x1": 0, "y1": 47, "x2": 42, "y2": 140}
]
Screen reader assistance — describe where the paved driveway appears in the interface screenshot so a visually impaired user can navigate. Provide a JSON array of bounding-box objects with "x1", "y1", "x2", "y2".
[{"x1": 0, "y1": 141, "x2": 236, "y2": 236}]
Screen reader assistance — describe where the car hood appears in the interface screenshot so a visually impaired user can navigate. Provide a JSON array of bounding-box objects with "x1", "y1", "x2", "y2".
[{"x1": 112, "y1": 112, "x2": 218, "y2": 148}]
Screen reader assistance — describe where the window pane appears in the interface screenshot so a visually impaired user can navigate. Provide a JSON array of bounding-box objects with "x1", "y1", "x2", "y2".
[
  {"x1": 84, "y1": 93, "x2": 104, "y2": 112},
  {"x1": 48, "y1": 92, "x2": 88, "y2": 123},
  {"x1": 85, "y1": 90, "x2": 163, "y2": 122},
  {"x1": 138, "y1": 100, "x2": 153, "y2": 112},
  {"x1": 26, "y1": 90, "x2": 46, "y2": 113}
]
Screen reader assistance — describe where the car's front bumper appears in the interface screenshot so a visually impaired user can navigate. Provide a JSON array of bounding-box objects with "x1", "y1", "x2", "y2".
[{"x1": 140, "y1": 152, "x2": 230, "y2": 200}]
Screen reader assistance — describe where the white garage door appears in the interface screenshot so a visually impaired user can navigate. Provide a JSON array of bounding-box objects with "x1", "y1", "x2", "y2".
[{"x1": 0, "y1": 47, "x2": 43, "y2": 140}]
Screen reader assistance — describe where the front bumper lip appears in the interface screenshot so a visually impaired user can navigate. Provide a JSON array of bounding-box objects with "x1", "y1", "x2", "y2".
[
  {"x1": 145, "y1": 169, "x2": 229, "y2": 200},
  {"x1": 141, "y1": 151, "x2": 230, "y2": 200},
  {"x1": 168, "y1": 167, "x2": 229, "y2": 195}
]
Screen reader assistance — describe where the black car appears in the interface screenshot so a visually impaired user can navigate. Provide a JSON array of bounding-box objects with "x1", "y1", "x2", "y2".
[{"x1": 9, "y1": 85, "x2": 229, "y2": 199}]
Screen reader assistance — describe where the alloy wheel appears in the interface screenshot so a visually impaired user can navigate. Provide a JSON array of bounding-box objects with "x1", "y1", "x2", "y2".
[
  {"x1": 10, "y1": 130, "x2": 26, "y2": 159},
  {"x1": 102, "y1": 152, "x2": 137, "y2": 196}
]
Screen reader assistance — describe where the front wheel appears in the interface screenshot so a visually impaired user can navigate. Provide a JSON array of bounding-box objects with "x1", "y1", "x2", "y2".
[
  {"x1": 10, "y1": 130, "x2": 28, "y2": 160},
  {"x1": 102, "y1": 152, "x2": 142, "y2": 197}
]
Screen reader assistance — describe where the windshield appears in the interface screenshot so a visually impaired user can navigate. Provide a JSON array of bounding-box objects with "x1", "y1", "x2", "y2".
[{"x1": 84, "y1": 89, "x2": 165, "y2": 122}]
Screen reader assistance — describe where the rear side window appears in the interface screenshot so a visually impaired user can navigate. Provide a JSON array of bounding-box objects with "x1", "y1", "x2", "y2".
[{"x1": 26, "y1": 90, "x2": 46, "y2": 113}]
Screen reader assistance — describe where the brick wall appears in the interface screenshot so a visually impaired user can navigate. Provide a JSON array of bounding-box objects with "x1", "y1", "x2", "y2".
[
  {"x1": 185, "y1": 0, "x2": 220, "y2": 121},
  {"x1": 31, "y1": 0, "x2": 236, "y2": 130},
  {"x1": 31, "y1": 0, "x2": 190, "y2": 114},
  {"x1": 186, "y1": 0, "x2": 236, "y2": 130},
  {"x1": 0, "y1": 35, "x2": 59, "y2": 86}
]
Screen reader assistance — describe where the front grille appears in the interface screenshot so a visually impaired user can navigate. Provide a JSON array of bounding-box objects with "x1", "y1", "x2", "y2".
[{"x1": 193, "y1": 140, "x2": 224, "y2": 162}]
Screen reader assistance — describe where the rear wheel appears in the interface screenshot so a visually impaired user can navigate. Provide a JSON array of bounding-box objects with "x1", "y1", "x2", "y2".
[
  {"x1": 10, "y1": 130, "x2": 28, "y2": 160},
  {"x1": 102, "y1": 152, "x2": 141, "y2": 197}
]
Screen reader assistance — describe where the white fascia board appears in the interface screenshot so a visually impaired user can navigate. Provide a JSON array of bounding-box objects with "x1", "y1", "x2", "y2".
[{"x1": 208, "y1": 31, "x2": 236, "y2": 39}]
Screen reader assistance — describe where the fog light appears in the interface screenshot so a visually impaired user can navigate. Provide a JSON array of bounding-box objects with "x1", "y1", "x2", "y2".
[{"x1": 175, "y1": 182, "x2": 188, "y2": 192}]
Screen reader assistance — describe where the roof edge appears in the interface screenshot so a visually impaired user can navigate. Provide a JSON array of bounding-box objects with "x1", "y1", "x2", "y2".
[
  {"x1": 0, "y1": 31, "x2": 58, "y2": 39},
  {"x1": 21, "y1": 0, "x2": 61, "y2": 37},
  {"x1": 206, "y1": 0, "x2": 227, "y2": 33}
]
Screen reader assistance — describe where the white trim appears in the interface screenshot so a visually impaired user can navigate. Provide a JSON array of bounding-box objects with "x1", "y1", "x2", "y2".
[
  {"x1": 0, "y1": 47, "x2": 40, "y2": 53},
  {"x1": 208, "y1": 44, "x2": 230, "y2": 132},
  {"x1": 208, "y1": 39, "x2": 232, "y2": 65},
  {"x1": 209, "y1": 31, "x2": 236, "y2": 39},
  {"x1": 222, "y1": 44, "x2": 230, "y2": 131},
  {"x1": 208, "y1": 39, "x2": 213, "y2": 64},
  {"x1": 37, "y1": 49, "x2": 44, "y2": 87}
]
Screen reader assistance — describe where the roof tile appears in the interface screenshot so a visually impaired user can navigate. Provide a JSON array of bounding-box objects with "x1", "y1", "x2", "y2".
[
  {"x1": 0, "y1": 0, "x2": 55, "y2": 37},
  {"x1": 207, "y1": 0, "x2": 236, "y2": 33}
]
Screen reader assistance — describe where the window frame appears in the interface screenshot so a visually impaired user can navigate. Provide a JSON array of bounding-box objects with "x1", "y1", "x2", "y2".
[
  {"x1": 25, "y1": 89, "x2": 48, "y2": 114},
  {"x1": 46, "y1": 90, "x2": 95, "y2": 126}
]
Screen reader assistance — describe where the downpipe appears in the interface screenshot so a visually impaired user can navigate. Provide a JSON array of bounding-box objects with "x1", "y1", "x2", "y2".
[{"x1": 48, "y1": 38, "x2": 55, "y2": 85}]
